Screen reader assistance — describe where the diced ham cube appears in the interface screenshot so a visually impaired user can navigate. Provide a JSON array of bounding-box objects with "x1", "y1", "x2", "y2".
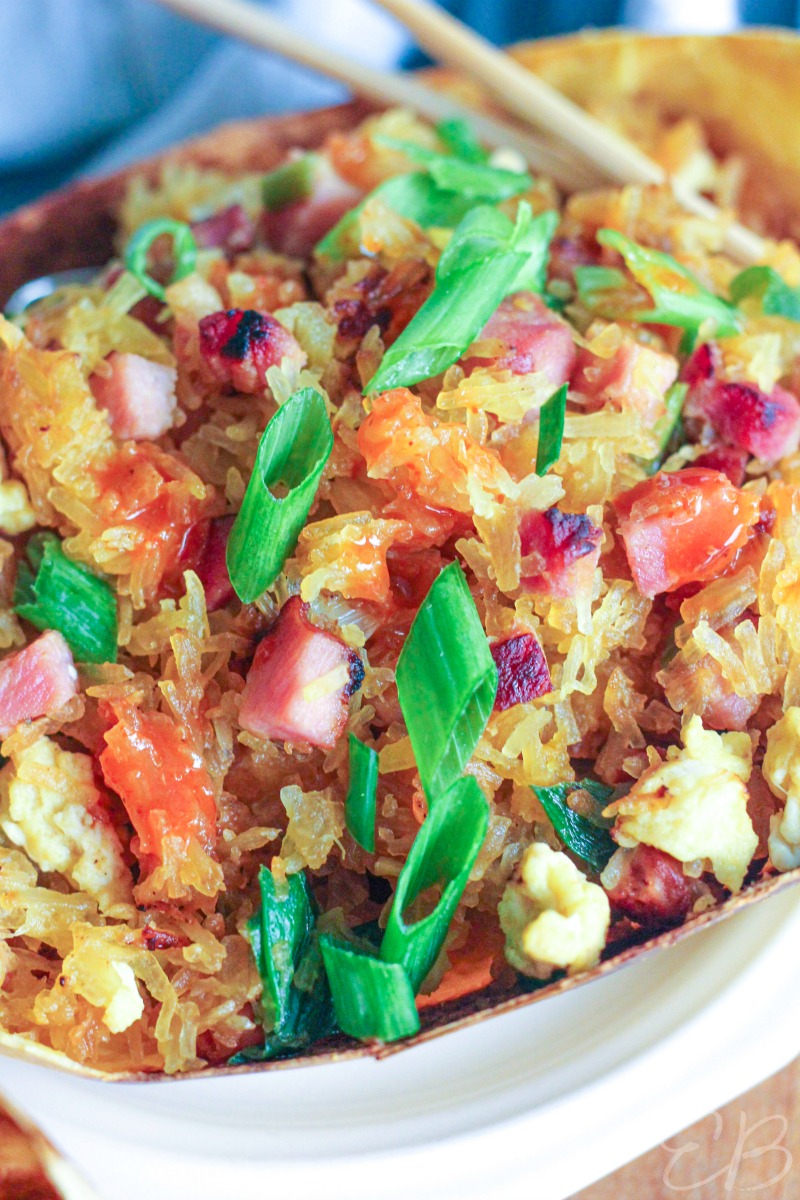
[
  {"x1": 700, "y1": 681, "x2": 760, "y2": 733},
  {"x1": 692, "y1": 443, "x2": 748, "y2": 487},
  {"x1": 573, "y1": 340, "x2": 678, "y2": 425},
  {"x1": 491, "y1": 633, "x2": 552, "y2": 711},
  {"x1": 198, "y1": 308, "x2": 306, "y2": 394},
  {"x1": 89, "y1": 352, "x2": 177, "y2": 441},
  {"x1": 239, "y1": 597, "x2": 364, "y2": 749},
  {"x1": 682, "y1": 341, "x2": 718, "y2": 389},
  {"x1": 191, "y1": 204, "x2": 256, "y2": 255},
  {"x1": 263, "y1": 155, "x2": 362, "y2": 258},
  {"x1": 613, "y1": 468, "x2": 761, "y2": 598},
  {"x1": 698, "y1": 380, "x2": 800, "y2": 463},
  {"x1": 684, "y1": 341, "x2": 800, "y2": 463},
  {"x1": 0, "y1": 631, "x2": 78, "y2": 737},
  {"x1": 519, "y1": 506, "x2": 603, "y2": 598},
  {"x1": 185, "y1": 515, "x2": 235, "y2": 612},
  {"x1": 660, "y1": 614, "x2": 760, "y2": 732},
  {"x1": 604, "y1": 844, "x2": 692, "y2": 927},
  {"x1": 468, "y1": 293, "x2": 576, "y2": 387},
  {"x1": 547, "y1": 234, "x2": 600, "y2": 284}
]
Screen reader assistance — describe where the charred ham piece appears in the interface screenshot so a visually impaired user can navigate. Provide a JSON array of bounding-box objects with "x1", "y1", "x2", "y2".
[
  {"x1": 89, "y1": 351, "x2": 177, "y2": 441},
  {"x1": 198, "y1": 308, "x2": 305, "y2": 394},
  {"x1": 603, "y1": 844, "x2": 693, "y2": 927},
  {"x1": 684, "y1": 342, "x2": 800, "y2": 463},
  {"x1": 0, "y1": 630, "x2": 78, "y2": 738},
  {"x1": 491, "y1": 632, "x2": 553, "y2": 711},
  {"x1": 519, "y1": 506, "x2": 603, "y2": 598},
  {"x1": 239, "y1": 596, "x2": 364, "y2": 750}
]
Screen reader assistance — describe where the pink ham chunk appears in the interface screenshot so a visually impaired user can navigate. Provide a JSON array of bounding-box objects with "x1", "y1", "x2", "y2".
[
  {"x1": 684, "y1": 342, "x2": 800, "y2": 463},
  {"x1": 198, "y1": 309, "x2": 306, "y2": 394},
  {"x1": 263, "y1": 154, "x2": 362, "y2": 258},
  {"x1": 191, "y1": 204, "x2": 256, "y2": 255},
  {"x1": 692, "y1": 443, "x2": 749, "y2": 487},
  {"x1": 604, "y1": 845, "x2": 692, "y2": 928},
  {"x1": 239, "y1": 597, "x2": 364, "y2": 749},
  {"x1": 176, "y1": 515, "x2": 235, "y2": 612},
  {"x1": 467, "y1": 293, "x2": 576, "y2": 386},
  {"x1": 0, "y1": 631, "x2": 78, "y2": 738},
  {"x1": 90, "y1": 352, "x2": 177, "y2": 441},
  {"x1": 573, "y1": 340, "x2": 678, "y2": 425}
]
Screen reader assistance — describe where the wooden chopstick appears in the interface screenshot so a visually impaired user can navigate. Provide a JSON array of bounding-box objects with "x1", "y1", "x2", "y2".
[
  {"x1": 150, "y1": 0, "x2": 602, "y2": 191},
  {"x1": 368, "y1": 0, "x2": 768, "y2": 264}
]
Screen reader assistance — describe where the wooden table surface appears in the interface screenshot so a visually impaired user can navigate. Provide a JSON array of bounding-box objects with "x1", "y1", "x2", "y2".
[{"x1": 573, "y1": 1059, "x2": 799, "y2": 1198}]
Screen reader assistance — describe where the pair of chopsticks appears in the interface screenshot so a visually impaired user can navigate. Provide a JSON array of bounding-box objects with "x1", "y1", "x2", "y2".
[{"x1": 153, "y1": 0, "x2": 766, "y2": 264}]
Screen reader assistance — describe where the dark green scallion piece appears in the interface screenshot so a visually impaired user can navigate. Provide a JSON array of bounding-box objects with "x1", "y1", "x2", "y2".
[
  {"x1": 535, "y1": 383, "x2": 568, "y2": 476},
  {"x1": 533, "y1": 779, "x2": 615, "y2": 874},
  {"x1": 345, "y1": 734, "x2": 378, "y2": 854},
  {"x1": 320, "y1": 936, "x2": 420, "y2": 1041}
]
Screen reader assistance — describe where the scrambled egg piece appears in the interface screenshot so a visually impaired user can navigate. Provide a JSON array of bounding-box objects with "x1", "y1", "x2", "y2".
[
  {"x1": 59, "y1": 925, "x2": 144, "y2": 1034},
  {"x1": 0, "y1": 736, "x2": 131, "y2": 911},
  {"x1": 0, "y1": 480, "x2": 36, "y2": 535},
  {"x1": 763, "y1": 707, "x2": 800, "y2": 871},
  {"x1": 605, "y1": 716, "x2": 757, "y2": 892},
  {"x1": 498, "y1": 843, "x2": 610, "y2": 980}
]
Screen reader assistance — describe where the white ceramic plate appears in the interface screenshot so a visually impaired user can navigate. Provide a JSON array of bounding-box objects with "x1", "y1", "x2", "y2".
[{"x1": 4, "y1": 885, "x2": 800, "y2": 1200}]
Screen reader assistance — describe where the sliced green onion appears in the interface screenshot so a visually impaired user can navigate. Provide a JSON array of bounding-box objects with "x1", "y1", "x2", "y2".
[
  {"x1": 435, "y1": 204, "x2": 518, "y2": 277},
  {"x1": 535, "y1": 383, "x2": 567, "y2": 476},
  {"x1": 124, "y1": 218, "x2": 197, "y2": 302},
  {"x1": 14, "y1": 533, "x2": 117, "y2": 664},
  {"x1": 642, "y1": 381, "x2": 688, "y2": 474},
  {"x1": 574, "y1": 265, "x2": 628, "y2": 309},
  {"x1": 512, "y1": 208, "x2": 560, "y2": 294},
  {"x1": 597, "y1": 229, "x2": 740, "y2": 338},
  {"x1": 435, "y1": 117, "x2": 489, "y2": 164},
  {"x1": 367, "y1": 203, "x2": 557, "y2": 393},
  {"x1": 320, "y1": 936, "x2": 420, "y2": 1041},
  {"x1": 315, "y1": 171, "x2": 475, "y2": 261},
  {"x1": 235, "y1": 866, "x2": 337, "y2": 1063},
  {"x1": 396, "y1": 562, "x2": 496, "y2": 802},
  {"x1": 380, "y1": 775, "x2": 489, "y2": 991},
  {"x1": 730, "y1": 264, "x2": 800, "y2": 321},
  {"x1": 345, "y1": 734, "x2": 378, "y2": 854},
  {"x1": 262, "y1": 153, "x2": 319, "y2": 211},
  {"x1": 227, "y1": 387, "x2": 333, "y2": 603},
  {"x1": 366, "y1": 252, "x2": 521, "y2": 393},
  {"x1": 533, "y1": 779, "x2": 615, "y2": 874},
  {"x1": 375, "y1": 135, "x2": 532, "y2": 201}
]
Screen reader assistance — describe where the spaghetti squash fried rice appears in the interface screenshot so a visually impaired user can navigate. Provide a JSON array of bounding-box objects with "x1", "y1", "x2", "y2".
[{"x1": 3, "y1": 104, "x2": 800, "y2": 1073}]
